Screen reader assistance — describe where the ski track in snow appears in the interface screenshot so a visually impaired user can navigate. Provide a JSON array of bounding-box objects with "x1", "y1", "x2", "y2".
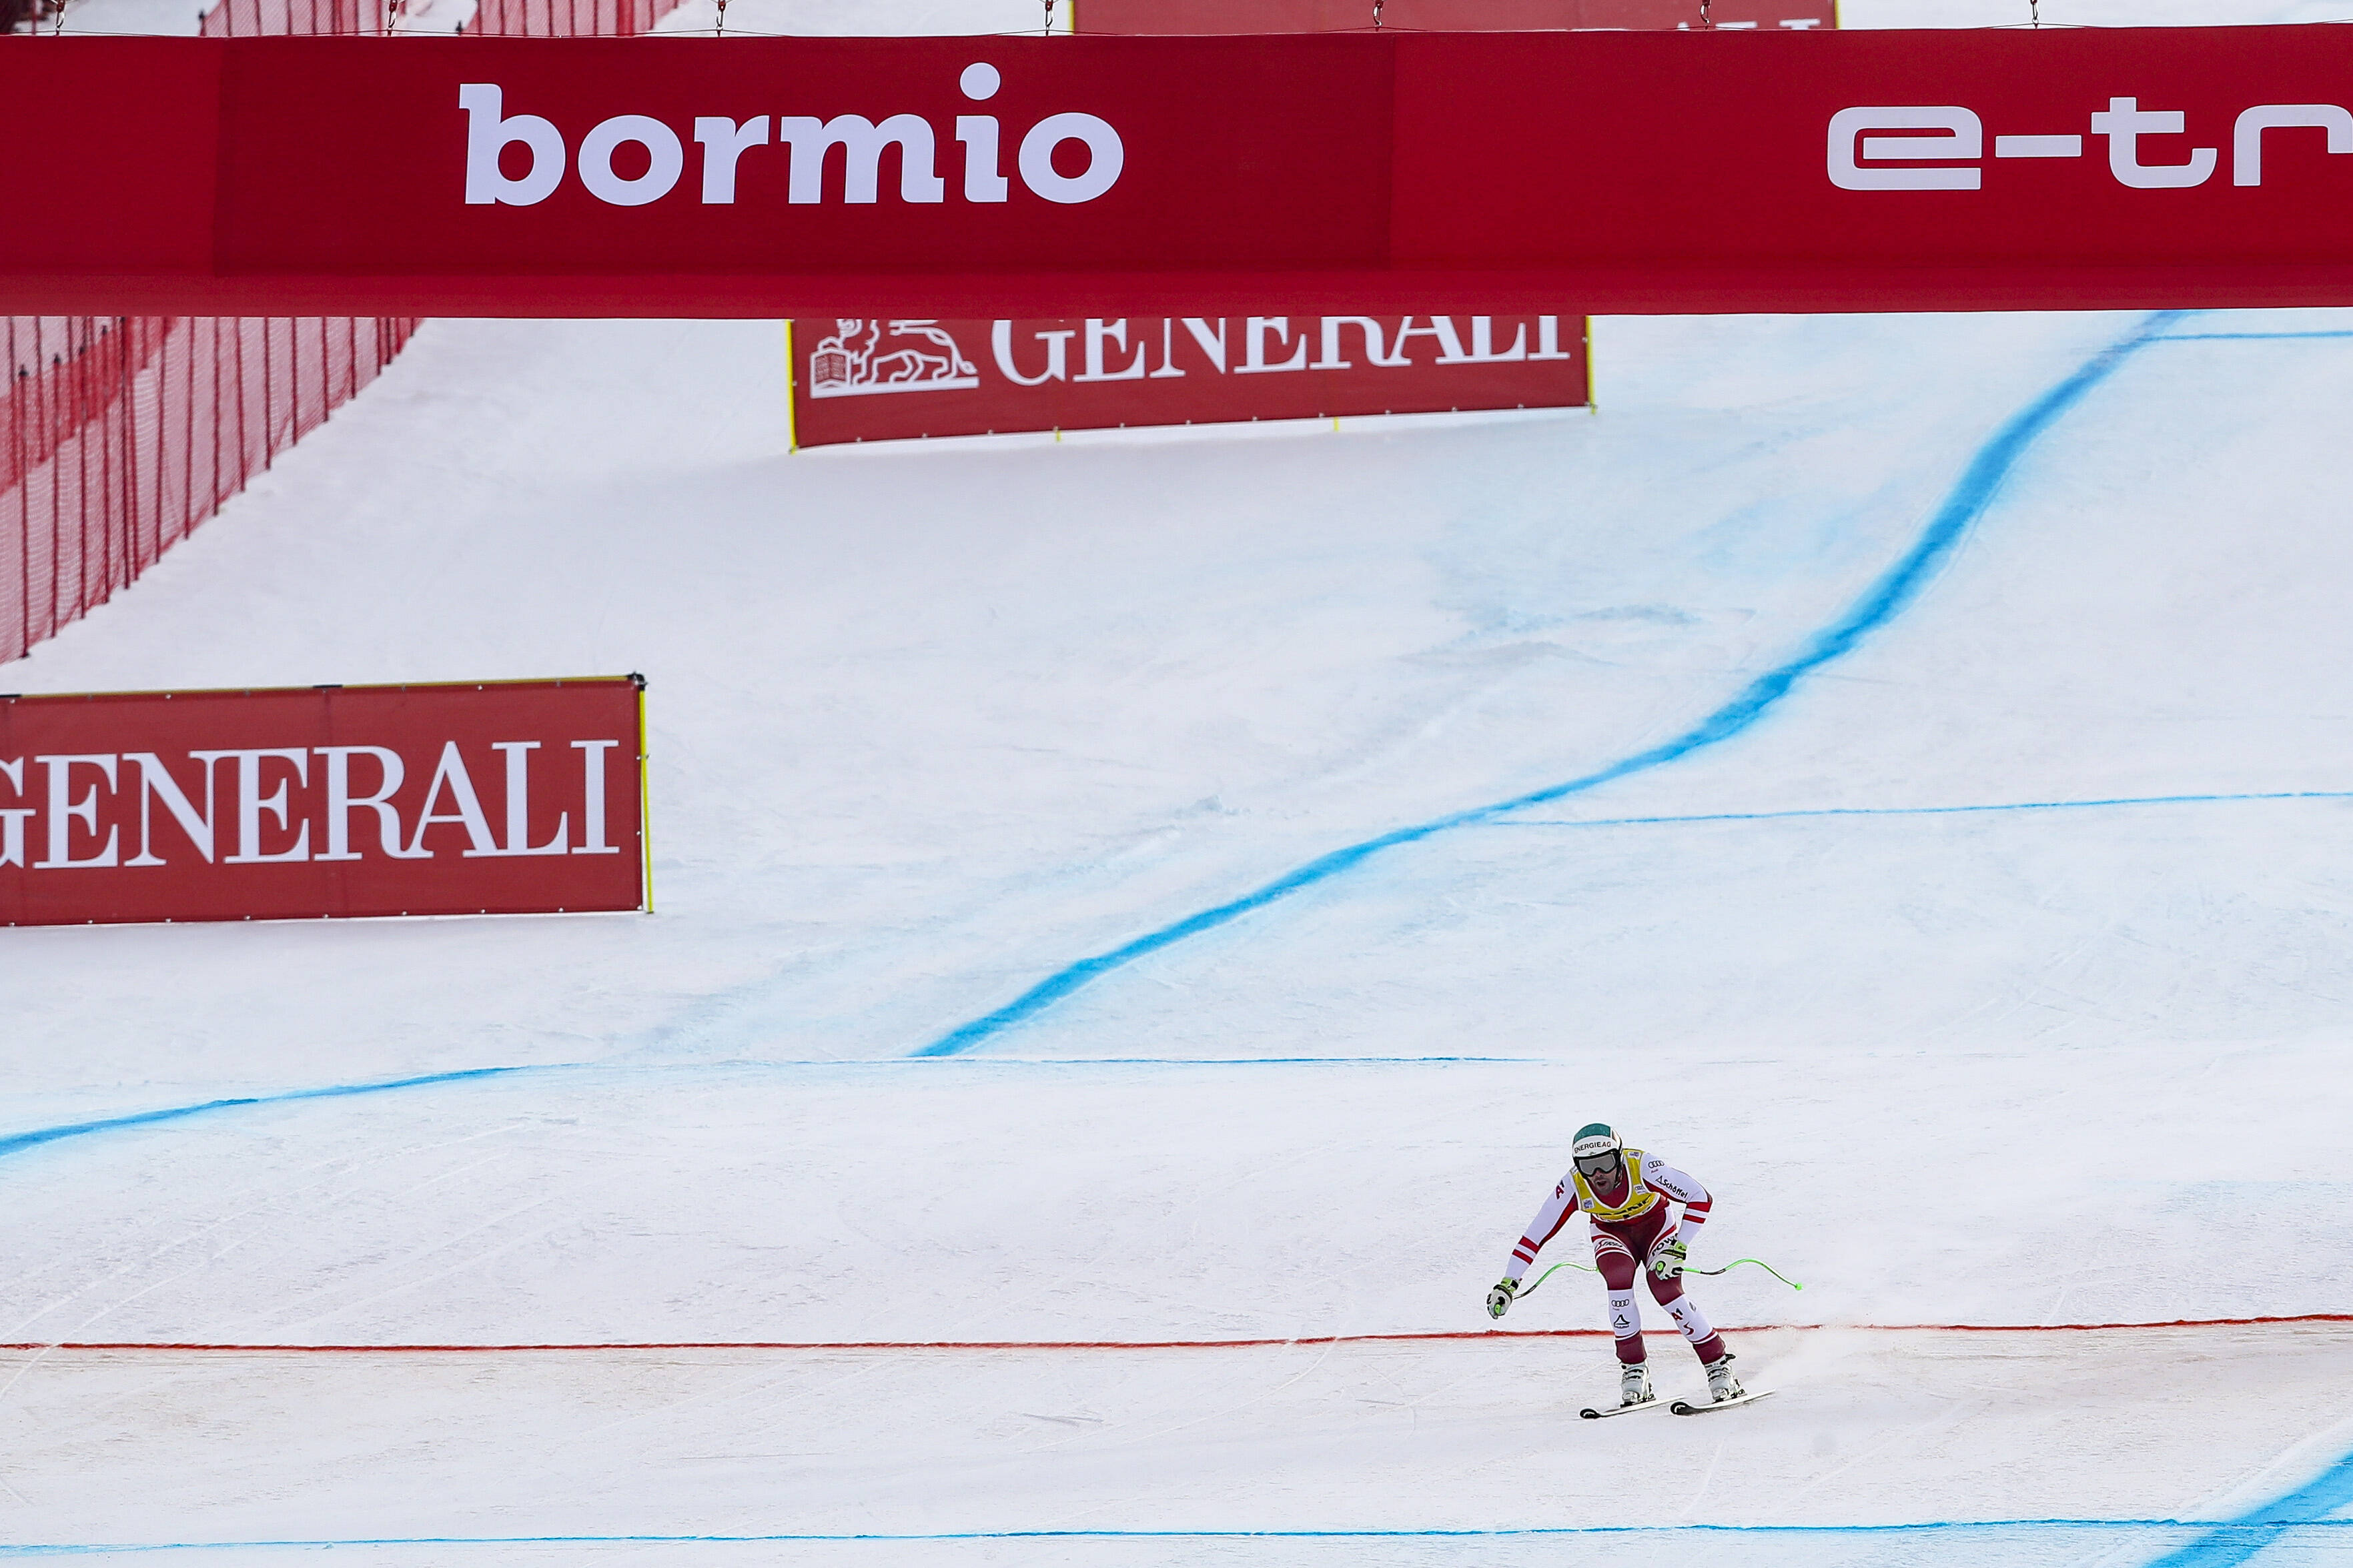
[
  {"x1": 13, "y1": 304, "x2": 2353, "y2": 1555},
  {"x1": 2145, "y1": 1451, "x2": 2353, "y2": 1568},
  {"x1": 1, "y1": 786, "x2": 2350, "y2": 1167},
  {"x1": 0, "y1": 312, "x2": 2183, "y2": 1143},
  {"x1": 0, "y1": 309, "x2": 2317, "y2": 1171},
  {"x1": 1, "y1": 1518, "x2": 2350, "y2": 1551},
  {"x1": 911, "y1": 312, "x2": 2188, "y2": 1056}
]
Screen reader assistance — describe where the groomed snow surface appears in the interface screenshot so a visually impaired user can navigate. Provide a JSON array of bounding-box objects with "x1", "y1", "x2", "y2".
[
  {"x1": 7, "y1": 305, "x2": 2352, "y2": 1566},
  {"x1": 13, "y1": 56, "x2": 2353, "y2": 1567}
]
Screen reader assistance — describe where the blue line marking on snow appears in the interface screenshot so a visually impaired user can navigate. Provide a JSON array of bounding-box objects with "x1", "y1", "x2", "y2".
[
  {"x1": 2148, "y1": 330, "x2": 2353, "y2": 341},
  {"x1": 879, "y1": 1055, "x2": 1544, "y2": 1065},
  {"x1": 2141, "y1": 1446, "x2": 2353, "y2": 1567},
  {"x1": 912, "y1": 313, "x2": 2187, "y2": 1058},
  {"x1": 0, "y1": 1058, "x2": 1589, "y2": 1164},
  {"x1": 9, "y1": 777, "x2": 2337, "y2": 1148},
  {"x1": 4, "y1": 1520, "x2": 2350, "y2": 1553},
  {"x1": 5, "y1": 313, "x2": 2311, "y2": 1144},
  {"x1": 14, "y1": 777, "x2": 2334, "y2": 1158},
  {"x1": 0, "y1": 1066, "x2": 562, "y2": 1164},
  {"x1": 1492, "y1": 789, "x2": 2353, "y2": 832}
]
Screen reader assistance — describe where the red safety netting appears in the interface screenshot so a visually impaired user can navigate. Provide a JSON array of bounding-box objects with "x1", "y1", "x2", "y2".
[
  {"x1": 197, "y1": 0, "x2": 675, "y2": 39},
  {"x1": 3, "y1": 0, "x2": 688, "y2": 666},
  {"x1": 465, "y1": 0, "x2": 672, "y2": 37},
  {"x1": 198, "y1": 0, "x2": 384, "y2": 33},
  {"x1": 0, "y1": 315, "x2": 421, "y2": 662}
]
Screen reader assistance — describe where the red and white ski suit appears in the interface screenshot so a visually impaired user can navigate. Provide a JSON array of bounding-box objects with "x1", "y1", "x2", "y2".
[{"x1": 1502, "y1": 1148, "x2": 1727, "y2": 1367}]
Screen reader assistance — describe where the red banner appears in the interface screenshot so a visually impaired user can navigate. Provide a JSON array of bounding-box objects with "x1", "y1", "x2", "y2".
[
  {"x1": 1073, "y1": 0, "x2": 1835, "y2": 35},
  {"x1": 0, "y1": 678, "x2": 646, "y2": 926},
  {"x1": 787, "y1": 313, "x2": 1588, "y2": 446},
  {"x1": 13, "y1": 29, "x2": 2353, "y2": 315}
]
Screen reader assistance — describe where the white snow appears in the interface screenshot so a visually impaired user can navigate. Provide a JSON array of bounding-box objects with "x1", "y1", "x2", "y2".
[
  {"x1": 8, "y1": 3, "x2": 2353, "y2": 1563},
  {"x1": 3, "y1": 1324, "x2": 2346, "y2": 1563}
]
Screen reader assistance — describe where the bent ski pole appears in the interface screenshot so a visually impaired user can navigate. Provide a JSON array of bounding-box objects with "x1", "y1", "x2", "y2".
[
  {"x1": 1699, "y1": 1258, "x2": 1805, "y2": 1291},
  {"x1": 1514, "y1": 1261, "x2": 1590, "y2": 1299},
  {"x1": 1516, "y1": 1257, "x2": 1804, "y2": 1301}
]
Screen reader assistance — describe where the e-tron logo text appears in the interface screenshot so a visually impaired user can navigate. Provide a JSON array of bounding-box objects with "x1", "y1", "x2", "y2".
[
  {"x1": 461, "y1": 62, "x2": 1123, "y2": 209},
  {"x1": 1827, "y1": 99, "x2": 2353, "y2": 191}
]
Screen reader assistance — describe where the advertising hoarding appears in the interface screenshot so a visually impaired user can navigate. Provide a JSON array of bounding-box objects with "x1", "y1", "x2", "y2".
[
  {"x1": 0, "y1": 677, "x2": 648, "y2": 926},
  {"x1": 11, "y1": 30, "x2": 2353, "y2": 315},
  {"x1": 789, "y1": 313, "x2": 1588, "y2": 445}
]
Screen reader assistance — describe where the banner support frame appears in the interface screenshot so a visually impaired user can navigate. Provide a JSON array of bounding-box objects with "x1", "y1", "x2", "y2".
[
  {"x1": 783, "y1": 321, "x2": 799, "y2": 456},
  {"x1": 632, "y1": 673, "x2": 654, "y2": 914}
]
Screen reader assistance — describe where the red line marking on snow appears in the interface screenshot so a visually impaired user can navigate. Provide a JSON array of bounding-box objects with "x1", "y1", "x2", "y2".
[{"x1": 3, "y1": 1315, "x2": 2348, "y2": 1355}]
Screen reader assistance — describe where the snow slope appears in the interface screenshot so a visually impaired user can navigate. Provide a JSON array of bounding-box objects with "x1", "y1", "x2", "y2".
[
  {"x1": 7, "y1": 299, "x2": 2350, "y2": 1564},
  {"x1": 9, "y1": 5, "x2": 2353, "y2": 1565}
]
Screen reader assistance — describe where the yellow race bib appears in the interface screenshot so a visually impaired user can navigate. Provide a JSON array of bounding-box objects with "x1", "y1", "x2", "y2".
[{"x1": 1572, "y1": 1148, "x2": 1662, "y2": 1222}]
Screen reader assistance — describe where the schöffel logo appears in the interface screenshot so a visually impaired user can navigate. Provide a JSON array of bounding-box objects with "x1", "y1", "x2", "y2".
[
  {"x1": 1828, "y1": 99, "x2": 2353, "y2": 191},
  {"x1": 461, "y1": 62, "x2": 1122, "y2": 209}
]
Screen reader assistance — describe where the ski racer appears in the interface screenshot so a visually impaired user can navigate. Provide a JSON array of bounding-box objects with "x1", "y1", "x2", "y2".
[{"x1": 1484, "y1": 1122, "x2": 1745, "y2": 1408}]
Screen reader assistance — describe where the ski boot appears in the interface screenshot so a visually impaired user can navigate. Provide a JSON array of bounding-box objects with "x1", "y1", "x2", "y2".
[
  {"x1": 1703, "y1": 1352, "x2": 1743, "y2": 1403},
  {"x1": 1619, "y1": 1362, "x2": 1655, "y2": 1408}
]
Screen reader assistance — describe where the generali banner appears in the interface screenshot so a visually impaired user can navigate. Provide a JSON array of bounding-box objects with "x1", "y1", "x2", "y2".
[
  {"x1": 789, "y1": 313, "x2": 1588, "y2": 446},
  {"x1": 1072, "y1": 0, "x2": 1835, "y2": 35},
  {"x1": 15, "y1": 29, "x2": 2353, "y2": 315},
  {"x1": 0, "y1": 678, "x2": 647, "y2": 927}
]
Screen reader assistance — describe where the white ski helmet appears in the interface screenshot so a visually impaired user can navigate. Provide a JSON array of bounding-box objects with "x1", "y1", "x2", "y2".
[{"x1": 1572, "y1": 1122, "x2": 1622, "y2": 1161}]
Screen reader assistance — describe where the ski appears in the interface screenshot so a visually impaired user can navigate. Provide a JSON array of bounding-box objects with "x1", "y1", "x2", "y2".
[
  {"x1": 1579, "y1": 1397, "x2": 1670, "y2": 1419},
  {"x1": 1670, "y1": 1388, "x2": 1776, "y2": 1415}
]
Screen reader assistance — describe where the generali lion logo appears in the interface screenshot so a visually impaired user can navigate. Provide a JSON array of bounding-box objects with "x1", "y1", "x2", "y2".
[{"x1": 809, "y1": 319, "x2": 980, "y2": 398}]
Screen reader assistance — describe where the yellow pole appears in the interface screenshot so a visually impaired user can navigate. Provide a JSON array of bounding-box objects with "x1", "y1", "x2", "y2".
[
  {"x1": 783, "y1": 320, "x2": 799, "y2": 454},
  {"x1": 1584, "y1": 315, "x2": 1597, "y2": 414},
  {"x1": 636, "y1": 678, "x2": 654, "y2": 913}
]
